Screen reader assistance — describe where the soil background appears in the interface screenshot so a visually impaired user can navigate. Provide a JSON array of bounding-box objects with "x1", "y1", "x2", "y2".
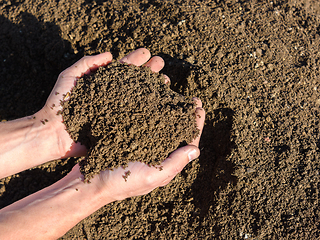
[{"x1": 1, "y1": 0, "x2": 320, "y2": 239}]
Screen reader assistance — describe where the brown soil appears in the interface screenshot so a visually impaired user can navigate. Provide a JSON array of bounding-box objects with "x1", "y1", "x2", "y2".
[
  {"x1": 1, "y1": 0, "x2": 320, "y2": 239},
  {"x1": 62, "y1": 61, "x2": 198, "y2": 181}
]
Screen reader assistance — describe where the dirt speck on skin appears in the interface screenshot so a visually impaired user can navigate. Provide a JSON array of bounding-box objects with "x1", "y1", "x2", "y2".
[{"x1": 62, "y1": 61, "x2": 199, "y2": 180}]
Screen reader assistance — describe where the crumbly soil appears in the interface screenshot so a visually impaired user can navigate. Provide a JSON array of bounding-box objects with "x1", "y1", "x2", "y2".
[
  {"x1": 1, "y1": 0, "x2": 320, "y2": 239},
  {"x1": 62, "y1": 61, "x2": 198, "y2": 181}
]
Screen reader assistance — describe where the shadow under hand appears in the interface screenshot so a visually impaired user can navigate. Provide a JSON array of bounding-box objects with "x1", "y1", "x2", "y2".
[
  {"x1": 0, "y1": 13, "x2": 78, "y2": 120},
  {"x1": 0, "y1": 12, "x2": 79, "y2": 208},
  {"x1": 0, "y1": 158, "x2": 78, "y2": 209},
  {"x1": 155, "y1": 55, "x2": 237, "y2": 228},
  {"x1": 190, "y1": 108, "x2": 237, "y2": 225},
  {"x1": 158, "y1": 53, "x2": 196, "y2": 94}
]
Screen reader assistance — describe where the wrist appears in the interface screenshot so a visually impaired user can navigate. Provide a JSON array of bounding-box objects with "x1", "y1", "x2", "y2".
[
  {"x1": 0, "y1": 109, "x2": 63, "y2": 178},
  {"x1": 0, "y1": 164, "x2": 112, "y2": 239},
  {"x1": 34, "y1": 107, "x2": 66, "y2": 159}
]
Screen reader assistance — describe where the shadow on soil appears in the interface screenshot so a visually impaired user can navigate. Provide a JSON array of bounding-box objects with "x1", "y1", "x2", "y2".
[
  {"x1": 158, "y1": 53, "x2": 195, "y2": 94},
  {"x1": 0, "y1": 13, "x2": 78, "y2": 120},
  {"x1": 157, "y1": 54, "x2": 237, "y2": 230},
  {"x1": 0, "y1": 13, "x2": 78, "y2": 208},
  {"x1": 191, "y1": 108, "x2": 237, "y2": 226},
  {"x1": 0, "y1": 158, "x2": 78, "y2": 209}
]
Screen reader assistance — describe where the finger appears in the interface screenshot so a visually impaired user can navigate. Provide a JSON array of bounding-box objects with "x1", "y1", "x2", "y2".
[
  {"x1": 163, "y1": 74, "x2": 171, "y2": 85},
  {"x1": 192, "y1": 97, "x2": 203, "y2": 108},
  {"x1": 62, "y1": 52, "x2": 113, "y2": 79},
  {"x1": 189, "y1": 106, "x2": 205, "y2": 147},
  {"x1": 157, "y1": 145, "x2": 200, "y2": 187},
  {"x1": 144, "y1": 56, "x2": 165, "y2": 73},
  {"x1": 119, "y1": 48, "x2": 151, "y2": 66}
]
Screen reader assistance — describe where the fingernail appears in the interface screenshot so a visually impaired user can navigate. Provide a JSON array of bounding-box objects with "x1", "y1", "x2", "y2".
[{"x1": 188, "y1": 148, "x2": 199, "y2": 162}]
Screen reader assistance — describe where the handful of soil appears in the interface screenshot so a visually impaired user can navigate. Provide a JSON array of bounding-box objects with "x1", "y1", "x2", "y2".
[{"x1": 62, "y1": 61, "x2": 199, "y2": 181}]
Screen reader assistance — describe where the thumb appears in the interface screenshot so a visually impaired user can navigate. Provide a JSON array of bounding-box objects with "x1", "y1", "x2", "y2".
[
  {"x1": 158, "y1": 145, "x2": 200, "y2": 187},
  {"x1": 61, "y1": 52, "x2": 113, "y2": 79}
]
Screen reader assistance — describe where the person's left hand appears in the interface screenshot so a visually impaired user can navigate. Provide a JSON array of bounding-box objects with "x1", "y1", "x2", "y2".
[{"x1": 39, "y1": 48, "x2": 166, "y2": 159}]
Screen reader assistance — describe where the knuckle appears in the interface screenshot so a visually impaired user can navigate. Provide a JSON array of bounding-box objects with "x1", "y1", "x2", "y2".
[{"x1": 144, "y1": 172, "x2": 157, "y2": 187}]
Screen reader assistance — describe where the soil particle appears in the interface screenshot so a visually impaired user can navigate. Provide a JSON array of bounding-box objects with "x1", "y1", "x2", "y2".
[{"x1": 62, "y1": 61, "x2": 199, "y2": 180}]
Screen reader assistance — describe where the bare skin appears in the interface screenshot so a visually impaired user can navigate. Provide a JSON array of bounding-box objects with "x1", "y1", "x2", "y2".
[{"x1": 0, "y1": 48, "x2": 205, "y2": 240}]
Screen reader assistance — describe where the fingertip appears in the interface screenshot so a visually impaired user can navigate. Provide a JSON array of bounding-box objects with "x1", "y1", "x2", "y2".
[
  {"x1": 138, "y1": 47, "x2": 151, "y2": 58},
  {"x1": 165, "y1": 145, "x2": 200, "y2": 166},
  {"x1": 163, "y1": 74, "x2": 171, "y2": 84},
  {"x1": 87, "y1": 51, "x2": 112, "y2": 64},
  {"x1": 100, "y1": 51, "x2": 113, "y2": 64},
  {"x1": 189, "y1": 107, "x2": 205, "y2": 147},
  {"x1": 157, "y1": 145, "x2": 200, "y2": 187},
  {"x1": 120, "y1": 48, "x2": 151, "y2": 66},
  {"x1": 192, "y1": 97, "x2": 202, "y2": 108},
  {"x1": 81, "y1": 52, "x2": 113, "y2": 76},
  {"x1": 144, "y1": 56, "x2": 165, "y2": 72},
  {"x1": 186, "y1": 146, "x2": 200, "y2": 162}
]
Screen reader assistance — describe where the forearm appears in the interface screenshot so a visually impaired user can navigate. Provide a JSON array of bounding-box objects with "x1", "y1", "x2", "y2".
[
  {"x1": 0, "y1": 165, "x2": 111, "y2": 240},
  {"x1": 0, "y1": 110, "x2": 61, "y2": 179}
]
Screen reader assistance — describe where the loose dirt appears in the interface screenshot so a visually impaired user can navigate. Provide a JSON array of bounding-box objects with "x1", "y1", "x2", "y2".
[
  {"x1": 1, "y1": 0, "x2": 320, "y2": 239},
  {"x1": 62, "y1": 61, "x2": 198, "y2": 181}
]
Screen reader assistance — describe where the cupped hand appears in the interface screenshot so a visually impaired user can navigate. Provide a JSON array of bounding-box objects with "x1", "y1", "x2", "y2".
[
  {"x1": 41, "y1": 48, "x2": 166, "y2": 159},
  {"x1": 89, "y1": 98, "x2": 205, "y2": 202}
]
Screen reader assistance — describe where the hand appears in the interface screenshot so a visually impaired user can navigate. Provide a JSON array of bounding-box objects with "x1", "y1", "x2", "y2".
[
  {"x1": 40, "y1": 48, "x2": 167, "y2": 159},
  {"x1": 85, "y1": 99, "x2": 205, "y2": 202}
]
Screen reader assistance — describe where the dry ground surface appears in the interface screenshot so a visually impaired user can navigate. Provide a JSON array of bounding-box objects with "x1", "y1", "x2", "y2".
[{"x1": 1, "y1": 0, "x2": 320, "y2": 239}]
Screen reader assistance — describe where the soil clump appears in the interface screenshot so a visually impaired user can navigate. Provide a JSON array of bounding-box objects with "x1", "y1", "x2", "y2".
[{"x1": 62, "y1": 61, "x2": 199, "y2": 180}]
